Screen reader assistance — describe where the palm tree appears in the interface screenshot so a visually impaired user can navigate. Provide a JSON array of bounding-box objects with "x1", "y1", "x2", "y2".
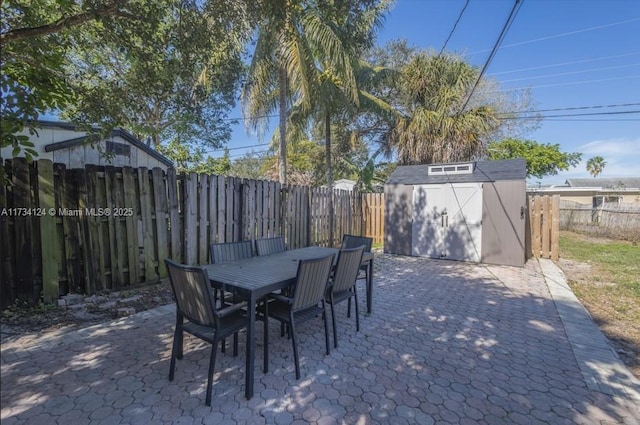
[
  {"x1": 242, "y1": 0, "x2": 359, "y2": 185},
  {"x1": 389, "y1": 53, "x2": 502, "y2": 165},
  {"x1": 285, "y1": 0, "x2": 392, "y2": 244},
  {"x1": 586, "y1": 156, "x2": 606, "y2": 178}
]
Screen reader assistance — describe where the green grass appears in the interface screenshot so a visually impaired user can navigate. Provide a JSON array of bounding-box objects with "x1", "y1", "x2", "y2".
[
  {"x1": 560, "y1": 232, "x2": 640, "y2": 295},
  {"x1": 559, "y1": 231, "x2": 640, "y2": 377}
]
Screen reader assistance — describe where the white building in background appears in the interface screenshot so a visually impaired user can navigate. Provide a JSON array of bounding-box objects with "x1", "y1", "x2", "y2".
[
  {"x1": 1, "y1": 121, "x2": 173, "y2": 170},
  {"x1": 334, "y1": 179, "x2": 356, "y2": 191}
]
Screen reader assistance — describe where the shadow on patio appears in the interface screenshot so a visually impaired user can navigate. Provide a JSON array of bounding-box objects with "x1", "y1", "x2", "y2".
[{"x1": 2, "y1": 254, "x2": 639, "y2": 424}]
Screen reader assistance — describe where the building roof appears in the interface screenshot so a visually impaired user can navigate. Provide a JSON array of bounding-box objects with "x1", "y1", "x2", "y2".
[
  {"x1": 386, "y1": 159, "x2": 526, "y2": 185},
  {"x1": 37, "y1": 120, "x2": 174, "y2": 168},
  {"x1": 565, "y1": 177, "x2": 640, "y2": 189}
]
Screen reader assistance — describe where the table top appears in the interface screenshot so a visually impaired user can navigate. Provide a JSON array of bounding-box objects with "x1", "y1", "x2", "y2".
[
  {"x1": 202, "y1": 246, "x2": 373, "y2": 297},
  {"x1": 202, "y1": 246, "x2": 336, "y2": 296}
]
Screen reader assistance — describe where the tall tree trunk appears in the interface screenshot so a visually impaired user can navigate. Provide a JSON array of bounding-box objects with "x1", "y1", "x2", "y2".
[
  {"x1": 278, "y1": 66, "x2": 288, "y2": 185},
  {"x1": 325, "y1": 112, "x2": 334, "y2": 246}
]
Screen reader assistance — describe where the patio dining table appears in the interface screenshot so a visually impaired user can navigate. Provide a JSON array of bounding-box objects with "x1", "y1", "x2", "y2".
[{"x1": 202, "y1": 246, "x2": 374, "y2": 399}]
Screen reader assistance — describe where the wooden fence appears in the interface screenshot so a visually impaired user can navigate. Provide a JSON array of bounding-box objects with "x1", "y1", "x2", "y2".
[
  {"x1": 0, "y1": 159, "x2": 374, "y2": 308},
  {"x1": 560, "y1": 200, "x2": 640, "y2": 242},
  {"x1": 361, "y1": 193, "x2": 384, "y2": 245},
  {"x1": 527, "y1": 194, "x2": 560, "y2": 261},
  {"x1": 1, "y1": 160, "x2": 564, "y2": 308}
]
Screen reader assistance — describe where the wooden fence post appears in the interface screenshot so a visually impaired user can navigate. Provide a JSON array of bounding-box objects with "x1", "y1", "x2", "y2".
[
  {"x1": 551, "y1": 195, "x2": 560, "y2": 261},
  {"x1": 37, "y1": 159, "x2": 59, "y2": 303}
]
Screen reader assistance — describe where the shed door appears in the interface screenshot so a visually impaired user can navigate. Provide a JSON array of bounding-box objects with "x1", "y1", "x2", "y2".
[
  {"x1": 412, "y1": 183, "x2": 483, "y2": 262},
  {"x1": 411, "y1": 186, "x2": 445, "y2": 257}
]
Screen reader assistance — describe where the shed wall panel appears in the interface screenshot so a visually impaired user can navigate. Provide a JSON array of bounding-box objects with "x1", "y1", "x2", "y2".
[
  {"x1": 384, "y1": 184, "x2": 413, "y2": 256},
  {"x1": 481, "y1": 180, "x2": 526, "y2": 267}
]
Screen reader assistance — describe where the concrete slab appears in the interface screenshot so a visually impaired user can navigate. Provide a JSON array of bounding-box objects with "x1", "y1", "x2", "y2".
[{"x1": 2, "y1": 254, "x2": 639, "y2": 424}]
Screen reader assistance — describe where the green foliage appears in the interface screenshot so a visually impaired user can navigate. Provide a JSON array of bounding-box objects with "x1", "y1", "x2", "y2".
[
  {"x1": 487, "y1": 138, "x2": 582, "y2": 179},
  {"x1": 1, "y1": 0, "x2": 75, "y2": 156},
  {"x1": 62, "y1": 0, "x2": 251, "y2": 152},
  {"x1": 586, "y1": 156, "x2": 606, "y2": 178},
  {"x1": 229, "y1": 152, "x2": 269, "y2": 180},
  {"x1": 389, "y1": 53, "x2": 505, "y2": 165},
  {"x1": 1, "y1": 0, "x2": 253, "y2": 167},
  {"x1": 242, "y1": 0, "x2": 392, "y2": 184},
  {"x1": 364, "y1": 42, "x2": 538, "y2": 166},
  {"x1": 157, "y1": 141, "x2": 230, "y2": 175}
]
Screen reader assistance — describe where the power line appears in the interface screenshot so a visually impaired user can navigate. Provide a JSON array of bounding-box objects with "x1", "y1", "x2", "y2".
[
  {"x1": 459, "y1": 0, "x2": 524, "y2": 113},
  {"x1": 502, "y1": 74, "x2": 640, "y2": 91},
  {"x1": 504, "y1": 102, "x2": 640, "y2": 114},
  {"x1": 470, "y1": 17, "x2": 640, "y2": 55},
  {"x1": 205, "y1": 142, "x2": 268, "y2": 153},
  {"x1": 502, "y1": 110, "x2": 640, "y2": 119},
  {"x1": 542, "y1": 118, "x2": 640, "y2": 122},
  {"x1": 499, "y1": 63, "x2": 640, "y2": 83},
  {"x1": 439, "y1": 0, "x2": 471, "y2": 56},
  {"x1": 487, "y1": 52, "x2": 640, "y2": 76}
]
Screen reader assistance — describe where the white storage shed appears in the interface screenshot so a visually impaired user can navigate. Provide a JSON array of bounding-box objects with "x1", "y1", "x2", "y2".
[{"x1": 384, "y1": 159, "x2": 527, "y2": 267}]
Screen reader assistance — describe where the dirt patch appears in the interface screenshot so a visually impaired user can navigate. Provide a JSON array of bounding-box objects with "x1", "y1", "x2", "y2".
[{"x1": 1, "y1": 282, "x2": 175, "y2": 344}]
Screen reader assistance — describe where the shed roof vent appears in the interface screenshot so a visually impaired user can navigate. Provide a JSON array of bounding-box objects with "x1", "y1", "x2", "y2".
[{"x1": 428, "y1": 162, "x2": 474, "y2": 176}]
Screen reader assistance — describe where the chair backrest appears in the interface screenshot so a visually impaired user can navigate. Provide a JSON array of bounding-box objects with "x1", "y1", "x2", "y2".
[
  {"x1": 341, "y1": 234, "x2": 372, "y2": 252},
  {"x1": 291, "y1": 254, "x2": 334, "y2": 311},
  {"x1": 165, "y1": 259, "x2": 218, "y2": 327},
  {"x1": 332, "y1": 246, "x2": 365, "y2": 293},
  {"x1": 210, "y1": 240, "x2": 254, "y2": 264},
  {"x1": 255, "y1": 236, "x2": 286, "y2": 256}
]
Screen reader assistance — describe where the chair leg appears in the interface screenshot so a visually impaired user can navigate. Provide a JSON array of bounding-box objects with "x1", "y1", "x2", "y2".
[
  {"x1": 169, "y1": 327, "x2": 180, "y2": 381},
  {"x1": 206, "y1": 340, "x2": 219, "y2": 406},
  {"x1": 233, "y1": 332, "x2": 239, "y2": 357},
  {"x1": 322, "y1": 301, "x2": 331, "y2": 356},
  {"x1": 330, "y1": 296, "x2": 338, "y2": 349},
  {"x1": 354, "y1": 288, "x2": 360, "y2": 332},
  {"x1": 290, "y1": 314, "x2": 301, "y2": 380},
  {"x1": 175, "y1": 317, "x2": 185, "y2": 360},
  {"x1": 263, "y1": 299, "x2": 269, "y2": 374}
]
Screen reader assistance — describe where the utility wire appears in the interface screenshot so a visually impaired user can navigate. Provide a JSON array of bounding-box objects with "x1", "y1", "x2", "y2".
[
  {"x1": 205, "y1": 142, "x2": 268, "y2": 153},
  {"x1": 499, "y1": 63, "x2": 640, "y2": 83},
  {"x1": 543, "y1": 118, "x2": 640, "y2": 122},
  {"x1": 502, "y1": 110, "x2": 640, "y2": 119},
  {"x1": 503, "y1": 74, "x2": 640, "y2": 91},
  {"x1": 488, "y1": 52, "x2": 640, "y2": 76},
  {"x1": 459, "y1": 0, "x2": 524, "y2": 113},
  {"x1": 439, "y1": 0, "x2": 470, "y2": 55},
  {"x1": 470, "y1": 17, "x2": 640, "y2": 55},
  {"x1": 502, "y1": 102, "x2": 640, "y2": 114}
]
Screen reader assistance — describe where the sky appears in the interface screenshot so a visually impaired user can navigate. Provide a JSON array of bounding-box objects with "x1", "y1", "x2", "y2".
[{"x1": 225, "y1": 0, "x2": 640, "y2": 186}]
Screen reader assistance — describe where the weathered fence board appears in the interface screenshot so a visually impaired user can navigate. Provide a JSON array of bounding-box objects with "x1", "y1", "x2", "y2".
[
  {"x1": 13, "y1": 158, "x2": 36, "y2": 303},
  {"x1": 152, "y1": 168, "x2": 169, "y2": 278},
  {"x1": 122, "y1": 167, "x2": 140, "y2": 284},
  {"x1": 0, "y1": 160, "x2": 388, "y2": 308},
  {"x1": 37, "y1": 160, "x2": 59, "y2": 303}
]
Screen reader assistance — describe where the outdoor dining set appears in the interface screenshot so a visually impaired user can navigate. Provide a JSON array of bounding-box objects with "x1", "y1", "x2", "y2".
[{"x1": 164, "y1": 235, "x2": 375, "y2": 405}]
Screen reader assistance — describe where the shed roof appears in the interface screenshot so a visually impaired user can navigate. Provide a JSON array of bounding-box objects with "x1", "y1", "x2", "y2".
[
  {"x1": 386, "y1": 159, "x2": 526, "y2": 185},
  {"x1": 39, "y1": 121, "x2": 173, "y2": 168}
]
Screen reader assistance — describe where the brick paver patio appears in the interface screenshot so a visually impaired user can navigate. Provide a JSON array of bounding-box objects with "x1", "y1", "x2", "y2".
[{"x1": 2, "y1": 254, "x2": 639, "y2": 424}]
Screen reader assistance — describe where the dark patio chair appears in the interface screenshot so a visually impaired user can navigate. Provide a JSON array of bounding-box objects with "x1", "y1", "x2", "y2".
[
  {"x1": 210, "y1": 240, "x2": 254, "y2": 264},
  {"x1": 341, "y1": 234, "x2": 373, "y2": 284},
  {"x1": 263, "y1": 254, "x2": 334, "y2": 379},
  {"x1": 209, "y1": 240, "x2": 255, "y2": 353},
  {"x1": 255, "y1": 236, "x2": 286, "y2": 256},
  {"x1": 326, "y1": 246, "x2": 365, "y2": 348},
  {"x1": 165, "y1": 258, "x2": 248, "y2": 406}
]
